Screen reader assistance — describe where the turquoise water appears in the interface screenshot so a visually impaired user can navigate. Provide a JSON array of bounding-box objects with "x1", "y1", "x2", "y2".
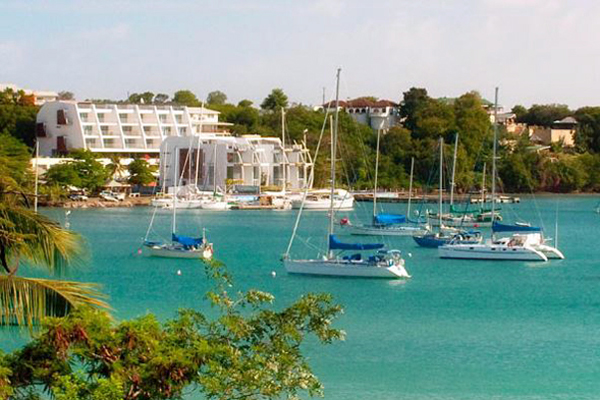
[{"x1": 6, "y1": 196, "x2": 600, "y2": 399}]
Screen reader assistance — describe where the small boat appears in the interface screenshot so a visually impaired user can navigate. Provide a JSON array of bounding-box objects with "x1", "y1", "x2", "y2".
[
  {"x1": 413, "y1": 228, "x2": 482, "y2": 248},
  {"x1": 143, "y1": 142, "x2": 214, "y2": 260},
  {"x1": 346, "y1": 155, "x2": 427, "y2": 236},
  {"x1": 291, "y1": 188, "x2": 354, "y2": 210},
  {"x1": 144, "y1": 232, "x2": 213, "y2": 259}
]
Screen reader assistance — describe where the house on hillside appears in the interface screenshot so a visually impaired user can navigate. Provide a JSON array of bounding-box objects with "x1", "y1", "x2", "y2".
[
  {"x1": 529, "y1": 116, "x2": 577, "y2": 147},
  {"x1": 320, "y1": 98, "x2": 400, "y2": 130}
]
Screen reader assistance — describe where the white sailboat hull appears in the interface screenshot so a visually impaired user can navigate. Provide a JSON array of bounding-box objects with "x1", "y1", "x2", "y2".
[
  {"x1": 145, "y1": 244, "x2": 213, "y2": 259},
  {"x1": 200, "y1": 201, "x2": 231, "y2": 210},
  {"x1": 428, "y1": 216, "x2": 492, "y2": 228},
  {"x1": 292, "y1": 197, "x2": 354, "y2": 210},
  {"x1": 438, "y1": 243, "x2": 547, "y2": 261},
  {"x1": 348, "y1": 224, "x2": 428, "y2": 236},
  {"x1": 151, "y1": 198, "x2": 204, "y2": 209},
  {"x1": 284, "y1": 259, "x2": 410, "y2": 279}
]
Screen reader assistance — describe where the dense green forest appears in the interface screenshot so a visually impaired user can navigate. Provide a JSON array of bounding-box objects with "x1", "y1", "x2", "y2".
[{"x1": 3, "y1": 87, "x2": 600, "y2": 193}]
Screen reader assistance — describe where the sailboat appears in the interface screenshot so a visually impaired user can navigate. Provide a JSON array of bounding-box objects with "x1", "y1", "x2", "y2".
[
  {"x1": 282, "y1": 68, "x2": 410, "y2": 279},
  {"x1": 143, "y1": 142, "x2": 214, "y2": 259},
  {"x1": 439, "y1": 88, "x2": 560, "y2": 261},
  {"x1": 413, "y1": 137, "x2": 482, "y2": 248},
  {"x1": 426, "y1": 133, "x2": 499, "y2": 228},
  {"x1": 346, "y1": 148, "x2": 427, "y2": 236}
]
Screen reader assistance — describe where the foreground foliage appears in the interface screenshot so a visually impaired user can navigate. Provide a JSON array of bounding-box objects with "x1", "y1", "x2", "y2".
[
  {"x1": 0, "y1": 138, "x2": 108, "y2": 327},
  {"x1": 1, "y1": 261, "x2": 344, "y2": 400}
]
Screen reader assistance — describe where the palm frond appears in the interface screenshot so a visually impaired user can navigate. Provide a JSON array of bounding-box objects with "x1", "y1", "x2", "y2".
[
  {"x1": 0, "y1": 204, "x2": 85, "y2": 275},
  {"x1": 0, "y1": 276, "x2": 109, "y2": 327}
]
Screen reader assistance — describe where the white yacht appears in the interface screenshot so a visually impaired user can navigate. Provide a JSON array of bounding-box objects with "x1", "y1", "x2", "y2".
[
  {"x1": 283, "y1": 68, "x2": 410, "y2": 279},
  {"x1": 291, "y1": 188, "x2": 354, "y2": 210}
]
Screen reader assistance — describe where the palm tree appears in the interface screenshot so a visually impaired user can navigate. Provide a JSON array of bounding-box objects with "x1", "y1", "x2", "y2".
[
  {"x1": 106, "y1": 154, "x2": 126, "y2": 181},
  {"x1": 0, "y1": 167, "x2": 108, "y2": 328}
]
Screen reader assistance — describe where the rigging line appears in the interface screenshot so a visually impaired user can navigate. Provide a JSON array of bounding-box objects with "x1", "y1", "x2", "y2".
[{"x1": 284, "y1": 77, "x2": 337, "y2": 257}]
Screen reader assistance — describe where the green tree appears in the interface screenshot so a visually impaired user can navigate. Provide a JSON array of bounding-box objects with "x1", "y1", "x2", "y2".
[
  {"x1": 45, "y1": 150, "x2": 110, "y2": 192},
  {"x1": 260, "y1": 88, "x2": 288, "y2": 111},
  {"x1": 237, "y1": 99, "x2": 253, "y2": 107},
  {"x1": 574, "y1": 106, "x2": 600, "y2": 153},
  {"x1": 173, "y1": 90, "x2": 199, "y2": 107},
  {"x1": 1, "y1": 262, "x2": 343, "y2": 399},
  {"x1": 399, "y1": 87, "x2": 430, "y2": 132},
  {"x1": 0, "y1": 141, "x2": 108, "y2": 329},
  {"x1": 127, "y1": 159, "x2": 157, "y2": 185},
  {"x1": 520, "y1": 104, "x2": 571, "y2": 127},
  {"x1": 154, "y1": 93, "x2": 169, "y2": 104},
  {"x1": 206, "y1": 90, "x2": 227, "y2": 105},
  {"x1": 511, "y1": 105, "x2": 527, "y2": 121},
  {"x1": 128, "y1": 92, "x2": 155, "y2": 104},
  {"x1": 106, "y1": 155, "x2": 126, "y2": 180},
  {"x1": 57, "y1": 91, "x2": 74, "y2": 101}
]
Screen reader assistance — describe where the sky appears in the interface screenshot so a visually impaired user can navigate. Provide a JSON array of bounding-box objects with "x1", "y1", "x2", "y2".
[{"x1": 1, "y1": 0, "x2": 599, "y2": 109}]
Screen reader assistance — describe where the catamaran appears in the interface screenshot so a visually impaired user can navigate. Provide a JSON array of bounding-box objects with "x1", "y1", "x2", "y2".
[
  {"x1": 439, "y1": 88, "x2": 561, "y2": 261},
  {"x1": 283, "y1": 68, "x2": 410, "y2": 279},
  {"x1": 143, "y1": 141, "x2": 214, "y2": 260}
]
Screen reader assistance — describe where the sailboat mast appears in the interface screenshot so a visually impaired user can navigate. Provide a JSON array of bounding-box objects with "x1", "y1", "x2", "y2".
[
  {"x1": 407, "y1": 157, "x2": 414, "y2": 220},
  {"x1": 373, "y1": 126, "x2": 381, "y2": 218},
  {"x1": 213, "y1": 141, "x2": 218, "y2": 195},
  {"x1": 450, "y1": 133, "x2": 459, "y2": 206},
  {"x1": 491, "y1": 87, "x2": 499, "y2": 240},
  {"x1": 481, "y1": 161, "x2": 487, "y2": 206},
  {"x1": 328, "y1": 67, "x2": 341, "y2": 257},
  {"x1": 439, "y1": 137, "x2": 444, "y2": 230},
  {"x1": 34, "y1": 140, "x2": 39, "y2": 213},
  {"x1": 194, "y1": 103, "x2": 204, "y2": 189},
  {"x1": 281, "y1": 107, "x2": 286, "y2": 194},
  {"x1": 172, "y1": 148, "x2": 178, "y2": 235}
]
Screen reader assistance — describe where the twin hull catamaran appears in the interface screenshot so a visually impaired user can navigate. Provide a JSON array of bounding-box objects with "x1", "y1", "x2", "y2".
[
  {"x1": 283, "y1": 68, "x2": 410, "y2": 279},
  {"x1": 438, "y1": 88, "x2": 563, "y2": 262}
]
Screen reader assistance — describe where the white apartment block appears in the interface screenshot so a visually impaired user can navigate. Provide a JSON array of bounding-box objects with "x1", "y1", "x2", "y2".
[
  {"x1": 159, "y1": 135, "x2": 313, "y2": 191},
  {"x1": 0, "y1": 83, "x2": 58, "y2": 106},
  {"x1": 36, "y1": 101, "x2": 232, "y2": 156}
]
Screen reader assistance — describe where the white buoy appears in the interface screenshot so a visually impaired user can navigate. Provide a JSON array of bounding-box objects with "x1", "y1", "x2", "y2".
[
  {"x1": 408, "y1": 253, "x2": 412, "y2": 258},
  {"x1": 177, "y1": 270, "x2": 182, "y2": 275},
  {"x1": 271, "y1": 271, "x2": 277, "y2": 278}
]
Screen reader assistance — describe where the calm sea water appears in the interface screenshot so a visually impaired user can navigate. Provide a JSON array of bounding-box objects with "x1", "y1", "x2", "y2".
[{"x1": 6, "y1": 195, "x2": 600, "y2": 399}]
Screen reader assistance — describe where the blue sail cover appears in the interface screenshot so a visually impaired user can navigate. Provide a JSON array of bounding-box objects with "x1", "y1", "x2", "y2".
[
  {"x1": 492, "y1": 222, "x2": 542, "y2": 233},
  {"x1": 373, "y1": 213, "x2": 406, "y2": 225},
  {"x1": 172, "y1": 233, "x2": 204, "y2": 246},
  {"x1": 329, "y1": 235, "x2": 384, "y2": 251}
]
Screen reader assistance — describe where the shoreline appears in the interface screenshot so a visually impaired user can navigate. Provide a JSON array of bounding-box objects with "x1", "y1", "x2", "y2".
[{"x1": 38, "y1": 191, "x2": 599, "y2": 209}]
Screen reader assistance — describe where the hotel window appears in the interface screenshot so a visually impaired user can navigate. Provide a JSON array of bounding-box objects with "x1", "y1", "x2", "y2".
[
  {"x1": 159, "y1": 115, "x2": 168, "y2": 123},
  {"x1": 119, "y1": 113, "x2": 128, "y2": 123},
  {"x1": 101, "y1": 126, "x2": 109, "y2": 135},
  {"x1": 83, "y1": 126, "x2": 93, "y2": 135},
  {"x1": 175, "y1": 115, "x2": 183, "y2": 124},
  {"x1": 80, "y1": 112, "x2": 88, "y2": 121},
  {"x1": 179, "y1": 127, "x2": 186, "y2": 135},
  {"x1": 97, "y1": 113, "x2": 105, "y2": 122},
  {"x1": 122, "y1": 126, "x2": 132, "y2": 134},
  {"x1": 163, "y1": 127, "x2": 171, "y2": 135},
  {"x1": 227, "y1": 152, "x2": 235, "y2": 163}
]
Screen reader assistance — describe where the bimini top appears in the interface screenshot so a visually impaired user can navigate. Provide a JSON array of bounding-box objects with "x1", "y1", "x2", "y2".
[
  {"x1": 329, "y1": 235, "x2": 384, "y2": 251},
  {"x1": 172, "y1": 233, "x2": 204, "y2": 246},
  {"x1": 373, "y1": 213, "x2": 406, "y2": 225},
  {"x1": 492, "y1": 222, "x2": 542, "y2": 233}
]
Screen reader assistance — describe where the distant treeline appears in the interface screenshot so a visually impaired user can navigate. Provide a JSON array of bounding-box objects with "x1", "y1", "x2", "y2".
[{"x1": 3, "y1": 87, "x2": 600, "y2": 193}]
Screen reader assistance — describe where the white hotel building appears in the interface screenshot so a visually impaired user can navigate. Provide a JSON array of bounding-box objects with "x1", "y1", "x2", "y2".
[
  {"x1": 36, "y1": 101, "x2": 232, "y2": 156},
  {"x1": 159, "y1": 136, "x2": 313, "y2": 191},
  {"x1": 35, "y1": 101, "x2": 313, "y2": 190}
]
